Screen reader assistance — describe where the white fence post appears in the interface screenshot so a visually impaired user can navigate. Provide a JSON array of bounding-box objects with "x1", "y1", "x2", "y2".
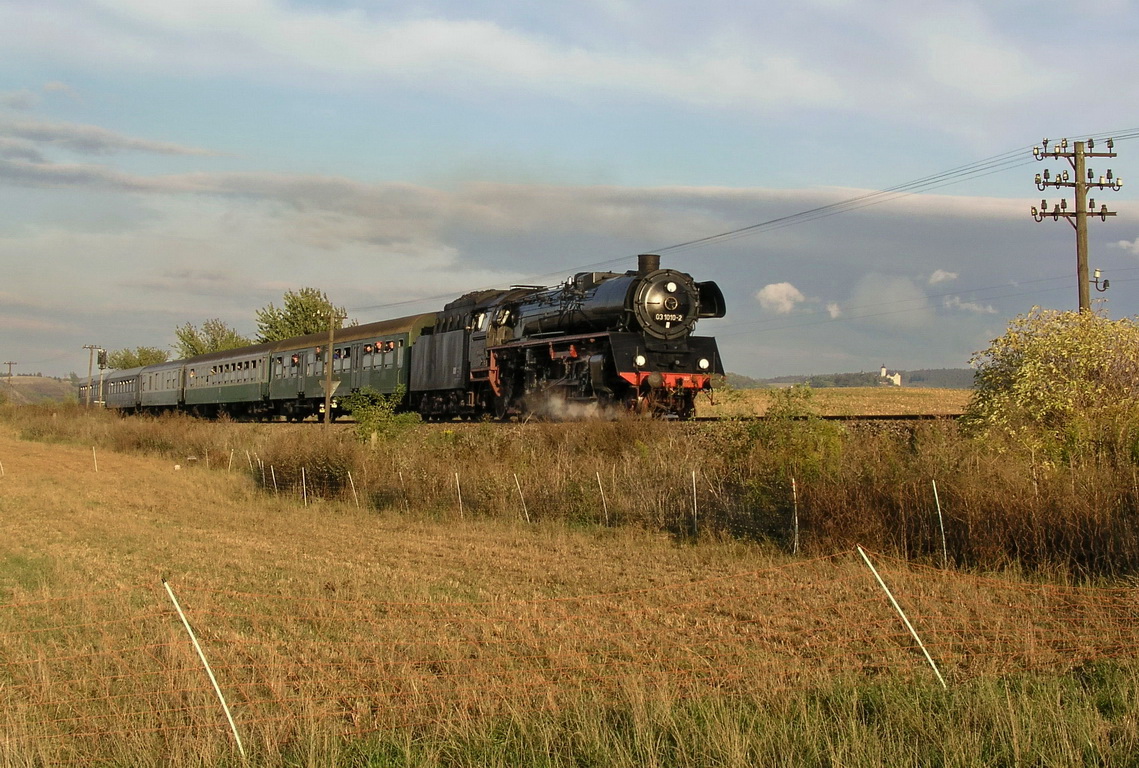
[
  {"x1": 691, "y1": 470, "x2": 698, "y2": 534},
  {"x1": 857, "y1": 546, "x2": 947, "y2": 689},
  {"x1": 348, "y1": 471, "x2": 360, "y2": 509},
  {"x1": 162, "y1": 580, "x2": 246, "y2": 758},
  {"x1": 514, "y1": 473, "x2": 530, "y2": 523},
  {"x1": 792, "y1": 477, "x2": 799, "y2": 555},
  {"x1": 596, "y1": 472, "x2": 609, "y2": 526},
  {"x1": 933, "y1": 480, "x2": 948, "y2": 568}
]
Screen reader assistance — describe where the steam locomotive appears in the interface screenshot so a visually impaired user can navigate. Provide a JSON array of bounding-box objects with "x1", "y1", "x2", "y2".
[{"x1": 84, "y1": 254, "x2": 726, "y2": 420}]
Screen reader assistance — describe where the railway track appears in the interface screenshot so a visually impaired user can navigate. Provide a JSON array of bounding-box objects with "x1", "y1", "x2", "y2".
[{"x1": 262, "y1": 412, "x2": 964, "y2": 426}]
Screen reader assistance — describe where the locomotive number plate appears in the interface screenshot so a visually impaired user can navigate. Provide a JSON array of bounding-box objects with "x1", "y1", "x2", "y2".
[{"x1": 654, "y1": 313, "x2": 685, "y2": 323}]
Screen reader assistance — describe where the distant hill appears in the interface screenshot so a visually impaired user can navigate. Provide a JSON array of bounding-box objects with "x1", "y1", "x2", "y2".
[
  {"x1": 726, "y1": 368, "x2": 974, "y2": 390},
  {"x1": 0, "y1": 375, "x2": 78, "y2": 405},
  {"x1": 903, "y1": 368, "x2": 975, "y2": 389},
  {"x1": 723, "y1": 372, "x2": 769, "y2": 390}
]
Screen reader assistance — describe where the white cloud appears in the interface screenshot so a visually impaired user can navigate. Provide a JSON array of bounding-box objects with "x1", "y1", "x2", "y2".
[
  {"x1": 0, "y1": 315, "x2": 75, "y2": 332},
  {"x1": 0, "y1": 137, "x2": 45, "y2": 162},
  {"x1": 944, "y1": 296, "x2": 996, "y2": 314},
  {"x1": 929, "y1": 269, "x2": 958, "y2": 285},
  {"x1": 0, "y1": 89, "x2": 37, "y2": 110},
  {"x1": 0, "y1": 1, "x2": 842, "y2": 111},
  {"x1": 919, "y1": 19, "x2": 1038, "y2": 102},
  {"x1": 1112, "y1": 238, "x2": 1139, "y2": 256},
  {"x1": 756, "y1": 283, "x2": 806, "y2": 314},
  {"x1": 43, "y1": 81, "x2": 80, "y2": 100},
  {"x1": 826, "y1": 302, "x2": 842, "y2": 319},
  {"x1": 846, "y1": 274, "x2": 934, "y2": 328},
  {"x1": 0, "y1": 119, "x2": 218, "y2": 157}
]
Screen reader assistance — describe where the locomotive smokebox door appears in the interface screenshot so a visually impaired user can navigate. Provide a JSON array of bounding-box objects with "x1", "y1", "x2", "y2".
[{"x1": 631, "y1": 269, "x2": 700, "y2": 340}]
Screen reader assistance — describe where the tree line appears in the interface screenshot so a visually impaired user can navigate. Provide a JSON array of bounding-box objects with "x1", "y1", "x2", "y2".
[{"x1": 107, "y1": 288, "x2": 349, "y2": 370}]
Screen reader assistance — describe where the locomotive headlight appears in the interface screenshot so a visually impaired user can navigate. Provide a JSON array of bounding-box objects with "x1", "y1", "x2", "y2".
[
  {"x1": 698, "y1": 358, "x2": 710, "y2": 370},
  {"x1": 634, "y1": 354, "x2": 647, "y2": 368},
  {"x1": 665, "y1": 281, "x2": 677, "y2": 293}
]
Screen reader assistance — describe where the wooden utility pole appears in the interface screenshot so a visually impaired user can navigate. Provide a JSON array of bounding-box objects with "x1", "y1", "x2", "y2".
[
  {"x1": 2, "y1": 361, "x2": 15, "y2": 393},
  {"x1": 1031, "y1": 137, "x2": 1122, "y2": 312}
]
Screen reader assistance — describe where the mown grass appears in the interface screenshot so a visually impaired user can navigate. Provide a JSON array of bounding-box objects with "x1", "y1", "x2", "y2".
[{"x1": 3, "y1": 409, "x2": 1139, "y2": 765}]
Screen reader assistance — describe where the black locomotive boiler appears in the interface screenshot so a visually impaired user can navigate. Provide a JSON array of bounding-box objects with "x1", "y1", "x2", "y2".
[
  {"x1": 84, "y1": 254, "x2": 726, "y2": 420},
  {"x1": 412, "y1": 253, "x2": 726, "y2": 419}
]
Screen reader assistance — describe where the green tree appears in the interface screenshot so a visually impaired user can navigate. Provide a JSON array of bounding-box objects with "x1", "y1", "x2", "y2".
[
  {"x1": 963, "y1": 307, "x2": 1139, "y2": 456},
  {"x1": 107, "y1": 346, "x2": 170, "y2": 370},
  {"x1": 255, "y1": 288, "x2": 348, "y2": 343},
  {"x1": 174, "y1": 318, "x2": 253, "y2": 359}
]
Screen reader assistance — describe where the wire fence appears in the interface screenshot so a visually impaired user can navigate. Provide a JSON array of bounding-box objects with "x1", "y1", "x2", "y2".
[{"x1": 2, "y1": 550, "x2": 1138, "y2": 760}]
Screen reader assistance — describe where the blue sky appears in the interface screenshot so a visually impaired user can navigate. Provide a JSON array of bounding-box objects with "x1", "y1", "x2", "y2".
[{"x1": 2, "y1": 0, "x2": 1138, "y2": 379}]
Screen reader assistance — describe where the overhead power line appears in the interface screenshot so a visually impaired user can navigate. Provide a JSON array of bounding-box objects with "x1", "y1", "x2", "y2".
[{"x1": 349, "y1": 130, "x2": 1139, "y2": 317}]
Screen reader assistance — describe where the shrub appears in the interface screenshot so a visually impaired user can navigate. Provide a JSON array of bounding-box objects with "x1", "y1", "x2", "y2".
[
  {"x1": 341, "y1": 386, "x2": 420, "y2": 443},
  {"x1": 964, "y1": 308, "x2": 1139, "y2": 458}
]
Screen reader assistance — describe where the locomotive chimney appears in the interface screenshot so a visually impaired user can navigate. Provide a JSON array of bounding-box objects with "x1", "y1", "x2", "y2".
[{"x1": 637, "y1": 253, "x2": 661, "y2": 275}]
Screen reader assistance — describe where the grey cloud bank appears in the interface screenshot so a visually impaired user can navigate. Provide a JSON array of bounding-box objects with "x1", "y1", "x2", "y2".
[
  {"x1": 1, "y1": 0, "x2": 1138, "y2": 379},
  {"x1": 4, "y1": 145, "x2": 1134, "y2": 378}
]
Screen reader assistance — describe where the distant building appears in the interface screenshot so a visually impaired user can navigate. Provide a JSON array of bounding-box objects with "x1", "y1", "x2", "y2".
[{"x1": 879, "y1": 365, "x2": 902, "y2": 387}]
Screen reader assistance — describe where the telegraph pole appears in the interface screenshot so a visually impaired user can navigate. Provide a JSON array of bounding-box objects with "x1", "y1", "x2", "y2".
[
  {"x1": 83, "y1": 344, "x2": 98, "y2": 407},
  {"x1": 2, "y1": 361, "x2": 15, "y2": 393},
  {"x1": 1031, "y1": 137, "x2": 1123, "y2": 312}
]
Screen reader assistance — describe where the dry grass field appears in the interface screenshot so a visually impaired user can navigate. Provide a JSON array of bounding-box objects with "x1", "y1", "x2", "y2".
[
  {"x1": 701, "y1": 386, "x2": 970, "y2": 419},
  {"x1": 0, "y1": 376, "x2": 75, "y2": 405},
  {"x1": 3, "y1": 416, "x2": 1139, "y2": 766}
]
